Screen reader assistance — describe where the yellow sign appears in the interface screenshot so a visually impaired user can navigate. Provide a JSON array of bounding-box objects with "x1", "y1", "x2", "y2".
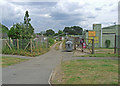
[
  {"x1": 88, "y1": 37, "x2": 99, "y2": 43},
  {"x1": 88, "y1": 31, "x2": 96, "y2": 37}
]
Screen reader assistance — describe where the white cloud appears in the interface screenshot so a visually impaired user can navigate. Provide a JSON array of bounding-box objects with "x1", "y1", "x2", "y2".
[{"x1": 0, "y1": 0, "x2": 119, "y2": 32}]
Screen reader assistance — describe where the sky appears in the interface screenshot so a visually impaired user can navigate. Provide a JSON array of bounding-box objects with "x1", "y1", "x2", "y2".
[{"x1": 0, "y1": 0, "x2": 119, "y2": 33}]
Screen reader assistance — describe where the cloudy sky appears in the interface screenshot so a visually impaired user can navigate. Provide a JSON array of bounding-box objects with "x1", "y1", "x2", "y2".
[{"x1": 0, "y1": 0, "x2": 119, "y2": 33}]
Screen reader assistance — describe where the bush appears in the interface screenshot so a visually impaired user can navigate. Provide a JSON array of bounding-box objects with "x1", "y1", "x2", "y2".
[
  {"x1": 48, "y1": 38, "x2": 54, "y2": 46},
  {"x1": 105, "y1": 40, "x2": 111, "y2": 48}
]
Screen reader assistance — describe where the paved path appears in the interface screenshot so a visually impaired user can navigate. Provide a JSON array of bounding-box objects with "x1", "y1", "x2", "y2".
[
  {"x1": 2, "y1": 43, "x2": 62, "y2": 84},
  {"x1": 2, "y1": 42, "x2": 119, "y2": 84}
]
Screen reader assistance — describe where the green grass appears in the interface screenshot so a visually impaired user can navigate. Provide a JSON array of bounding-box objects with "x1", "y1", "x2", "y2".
[
  {"x1": 52, "y1": 59, "x2": 118, "y2": 84},
  {"x1": 0, "y1": 56, "x2": 29, "y2": 67},
  {"x1": 75, "y1": 48, "x2": 119, "y2": 57},
  {"x1": 80, "y1": 53, "x2": 119, "y2": 57}
]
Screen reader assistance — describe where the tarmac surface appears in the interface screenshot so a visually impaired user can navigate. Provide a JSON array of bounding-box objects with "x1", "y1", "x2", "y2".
[
  {"x1": 2, "y1": 42, "x2": 119, "y2": 84},
  {"x1": 2, "y1": 43, "x2": 62, "y2": 84}
]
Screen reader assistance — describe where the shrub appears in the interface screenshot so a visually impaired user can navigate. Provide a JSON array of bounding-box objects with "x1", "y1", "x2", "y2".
[
  {"x1": 105, "y1": 40, "x2": 111, "y2": 48},
  {"x1": 48, "y1": 38, "x2": 54, "y2": 46}
]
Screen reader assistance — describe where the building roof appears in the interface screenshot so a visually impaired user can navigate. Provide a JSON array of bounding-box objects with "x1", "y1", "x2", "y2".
[{"x1": 102, "y1": 25, "x2": 120, "y2": 29}]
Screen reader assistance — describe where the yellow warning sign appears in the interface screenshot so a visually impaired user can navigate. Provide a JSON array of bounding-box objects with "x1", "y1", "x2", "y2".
[
  {"x1": 88, "y1": 31, "x2": 96, "y2": 37},
  {"x1": 88, "y1": 37, "x2": 99, "y2": 43}
]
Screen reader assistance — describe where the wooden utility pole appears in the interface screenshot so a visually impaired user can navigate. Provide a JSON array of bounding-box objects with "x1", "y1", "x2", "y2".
[{"x1": 92, "y1": 39, "x2": 94, "y2": 54}]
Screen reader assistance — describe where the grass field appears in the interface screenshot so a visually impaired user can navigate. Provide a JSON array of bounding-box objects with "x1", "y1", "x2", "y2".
[
  {"x1": 75, "y1": 48, "x2": 119, "y2": 57},
  {"x1": 52, "y1": 59, "x2": 118, "y2": 84},
  {"x1": 80, "y1": 53, "x2": 119, "y2": 57},
  {"x1": 0, "y1": 56, "x2": 29, "y2": 67}
]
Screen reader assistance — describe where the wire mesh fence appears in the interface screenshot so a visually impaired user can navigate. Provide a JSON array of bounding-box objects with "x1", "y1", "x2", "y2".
[{"x1": 1, "y1": 37, "x2": 50, "y2": 56}]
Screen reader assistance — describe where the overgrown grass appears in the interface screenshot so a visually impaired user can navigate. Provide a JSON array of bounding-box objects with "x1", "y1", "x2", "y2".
[
  {"x1": 0, "y1": 56, "x2": 29, "y2": 67},
  {"x1": 2, "y1": 46, "x2": 50, "y2": 57},
  {"x1": 52, "y1": 59, "x2": 118, "y2": 84}
]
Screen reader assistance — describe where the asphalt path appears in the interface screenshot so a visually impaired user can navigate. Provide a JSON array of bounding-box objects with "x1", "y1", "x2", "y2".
[
  {"x1": 2, "y1": 43, "x2": 62, "y2": 84},
  {"x1": 2, "y1": 42, "x2": 119, "y2": 84}
]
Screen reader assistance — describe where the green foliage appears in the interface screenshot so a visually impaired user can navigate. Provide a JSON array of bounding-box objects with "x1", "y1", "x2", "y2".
[
  {"x1": 0, "y1": 23, "x2": 9, "y2": 34},
  {"x1": 8, "y1": 11, "x2": 34, "y2": 39},
  {"x1": 48, "y1": 37, "x2": 54, "y2": 46},
  {"x1": 58, "y1": 30, "x2": 63, "y2": 34},
  {"x1": 2, "y1": 45, "x2": 50, "y2": 57},
  {"x1": 46, "y1": 29, "x2": 55, "y2": 36},
  {"x1": 105, "y1": 40, "x2": 111, "y2": 48},
  {"x1": 63, "y1": 26, "x2": 83, "y2": 35}
]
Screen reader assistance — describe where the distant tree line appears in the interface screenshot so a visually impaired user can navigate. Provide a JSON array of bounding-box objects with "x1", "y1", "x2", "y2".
[{"x1": 40, "y1": 26, "x2": 83, "y2": 37}]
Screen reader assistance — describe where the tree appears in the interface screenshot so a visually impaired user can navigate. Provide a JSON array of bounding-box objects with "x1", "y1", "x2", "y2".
[
  {"x1": 46, "y1": 29, "x2": 55, "y2": 36},
  {"x1": 24, "y1": 11, "x2": 31, "y2": 26},
  {"x1": 63, "y1": 26, "x2": 83, "y2": 35},
  {"x1": 8, "y1": 23, "x2": 21, "y2": 39},
  {"x1": 58, "y1": 30, "x2": 63, "y2": 35},
  {"x1": 0, "y1": 23, "x2": 9, "y2": 34},
  {"x1": 23, "y1": 11, "x2": 34, "y2": 39},
  {"x1": 8, "y1": 11, "x2": 34, "y2": 39}
]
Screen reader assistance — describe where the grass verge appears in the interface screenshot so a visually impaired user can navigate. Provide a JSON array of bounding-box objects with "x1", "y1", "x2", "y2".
[
  {"x1": 52, "y1": 59, "x2": 118, "y2": 84},
  {"x1": 80, "y1": 53, "x2": 119, "y2": 57},
  {"x1": 0, "y1": 56, "x2": 29, "y2": 67}
]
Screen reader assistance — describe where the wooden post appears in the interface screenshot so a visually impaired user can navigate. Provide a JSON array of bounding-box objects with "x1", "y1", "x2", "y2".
[
  {"x1": 30, "y1": 39, "x2": 32, "y2": 53},
  {"x1": 74, "y1": 37, "x2": 76, "y2": 50},
  {"x1": 17, "y1": 39, "x2": 19, "y2": 50},
  {"x1": 5, "y1": 40, "x2": 12, "y2": 50},
  {"x1": 114, "y1": 34, "x2": 116, "y2": 54},
  {"x1": 92, "y1": 39, "x2": 94, "y2": 54},
  {"x1": 82, "y1": 43, "x2": 83, "y2": 52}
]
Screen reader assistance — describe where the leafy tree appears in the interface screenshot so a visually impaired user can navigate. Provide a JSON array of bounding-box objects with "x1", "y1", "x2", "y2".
[
  {"x1": 24, "y1": 11, "x2": 31, "y2": 26},
  {"x1": 0, "y1": 23, "x2": 9, "y2": 34},
  {"x1": 63, "y1": 26, "x2": 83, "y2": 35},
  {"x1": 8, "y1": 11, "x2": 34, "y2": 39},
  {"x1": 8, "y1": 23, "x2": 21, "y2": 39},
  {"x1": 58, "y1": 30, "x2": 63, "y2": 35},
  {"x1": 46, "y1": 29, "x2": 55, "y2": 36},
  {"x1": 23, "y1": 11, "x2": 34, "y2": 39},
  {"x1": 54, "y1": 33, "x2": 58, "y2": 36}
]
